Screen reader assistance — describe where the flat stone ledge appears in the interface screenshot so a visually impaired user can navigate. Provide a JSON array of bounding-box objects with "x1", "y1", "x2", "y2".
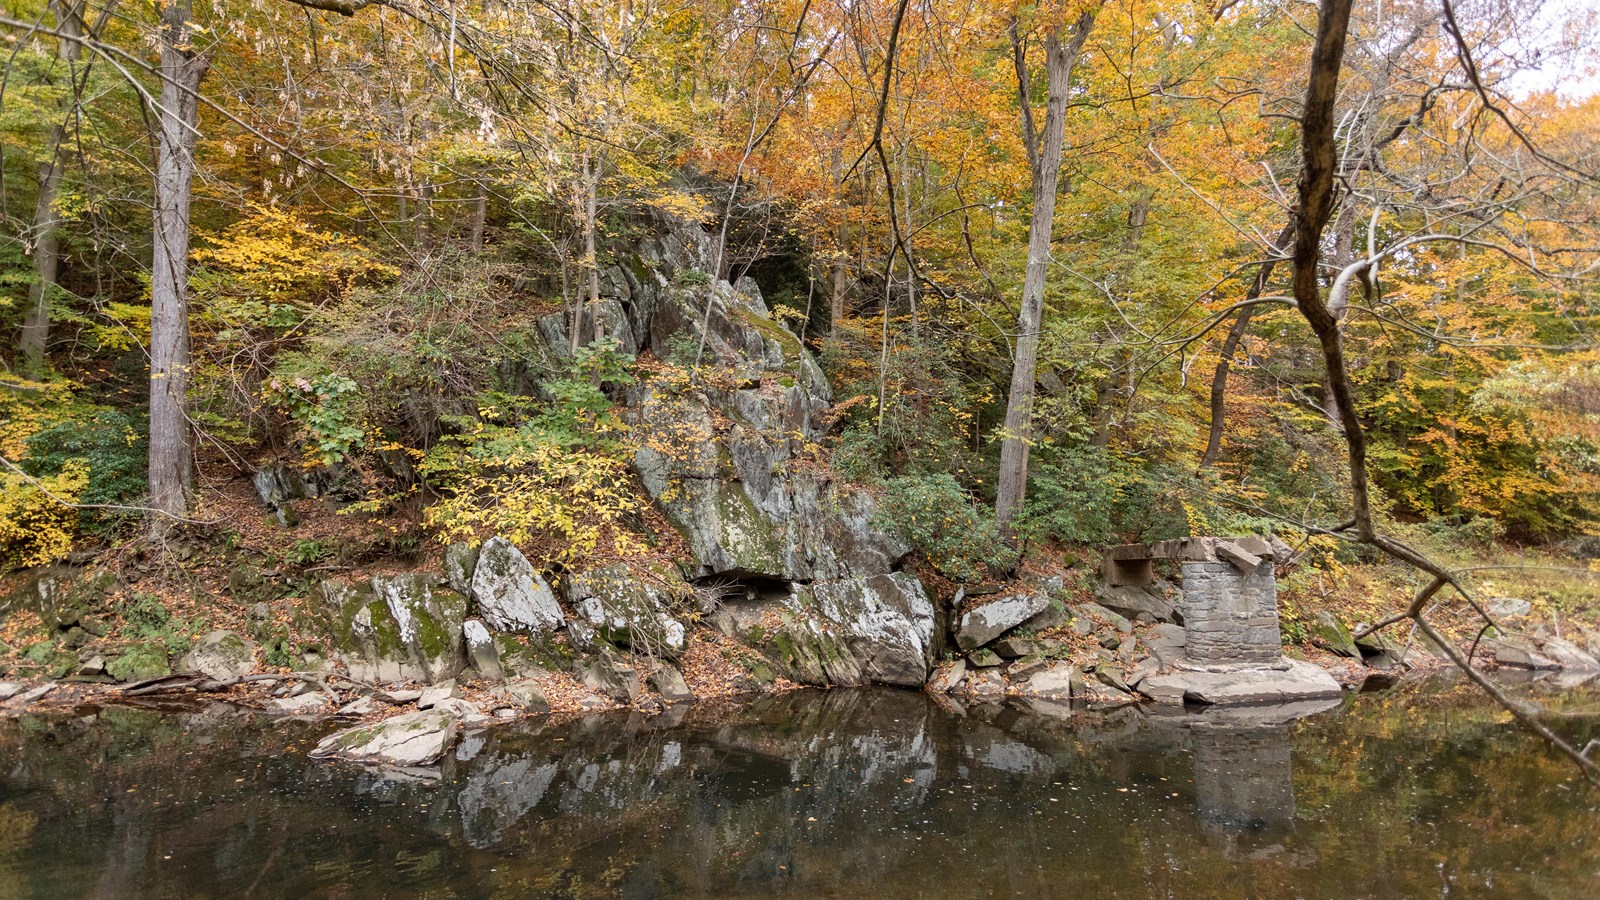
[{"x1": 1141, "y1": 657, "x2": 1343, "y2": 707}]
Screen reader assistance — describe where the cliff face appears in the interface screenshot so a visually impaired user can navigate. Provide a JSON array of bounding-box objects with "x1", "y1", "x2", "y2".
[
  {"x1": 299, "y1": 215, "x2": 939, "y2": 692},
  {"x1": 552, "y1": 216, "x2": 936, "y2": 688}
]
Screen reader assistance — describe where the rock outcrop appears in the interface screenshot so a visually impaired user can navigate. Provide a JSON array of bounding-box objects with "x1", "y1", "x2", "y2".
[
  {"x1": 317, "y1": 574, "x2": 467, "y2": 684},
  {"x1": 565, "y1": 565, "x2": 689, "y2": 659},
  {"x1": 718, "y1": 573, "x2": 936, "y2": 687}
]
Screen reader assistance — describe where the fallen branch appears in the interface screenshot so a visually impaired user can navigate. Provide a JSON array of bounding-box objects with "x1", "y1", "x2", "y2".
[{"x1": 119, "y1": 670, "x2": 364, "y2": 698}]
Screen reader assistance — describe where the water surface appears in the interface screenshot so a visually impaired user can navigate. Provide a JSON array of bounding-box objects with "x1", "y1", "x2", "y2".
[{"x1": 2, "y1": 682, "x2": 1598, "y2": 898}]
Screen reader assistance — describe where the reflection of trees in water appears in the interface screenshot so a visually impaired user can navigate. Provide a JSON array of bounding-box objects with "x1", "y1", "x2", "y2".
[{"x1": 3, "y1": 689, "x2": 1599, "y2": 897}]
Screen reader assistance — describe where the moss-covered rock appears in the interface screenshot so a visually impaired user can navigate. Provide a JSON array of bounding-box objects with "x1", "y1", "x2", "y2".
[
  {"x1": 566, "y1": 564, "x2": 689, "y2": 659},
  {"x1": 2, "y1": 566, "x2": 118, "y2": 632},
  {"x1": 1309, "y1": 611, "x2": 1360, "y2": 658},
  {"x1": 315, "y1": 574, "x2": 467, "y2": 684},
  {"x1": 179, "y1": 631, "x2": 258, "y2": 681},
  {"x1": 107, "y1": 643, "x2": 172, "y2": 683}
]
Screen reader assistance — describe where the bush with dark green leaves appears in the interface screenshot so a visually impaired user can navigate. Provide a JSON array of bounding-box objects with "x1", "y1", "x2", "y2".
[
  {"x1": 22, "y1": 410, "x2": 146, "y2": 531},
  {"x1": 874, "y1": 474, "x2": 1016, "y2": 582}
]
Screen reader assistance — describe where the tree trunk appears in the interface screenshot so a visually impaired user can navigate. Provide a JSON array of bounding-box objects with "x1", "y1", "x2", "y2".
[
  {"x1": 830, "y1": 259, "x2": 848, "y2": 327},
  {"x1": 1199, "y1": 221, "x2": 1297, "y2": 468},
  {"x1": 469, "y1": 178, "x2": 488, "y2": 250},
  {"x1": 147, "y1": 0, "x2": 207, "y2": 533},
  {"x1": 415, "y1": 173, "x2": 433, "y2": 251},
  {"x1": 994, "y1": 8, "x2": 1099, "y2": 540},
  {"x1": 17, "y1": 0, "x2": 88, "y2": 374},
  {"x1": 583, "y1": 156, "x2": 603, "y2": 348}
]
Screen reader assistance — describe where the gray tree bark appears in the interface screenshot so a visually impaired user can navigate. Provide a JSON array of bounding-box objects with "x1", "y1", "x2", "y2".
[
  {"x1": 994, "y1": 7, "x2": 1099, "y2": 540},
  {"x1": 147, "y1": 0, "x2": 207, "y2": 533},
  {"x1": 17, "y1": 0, "x2": 90, "y2": 374},
  {"x1": 469, "y1": 178, "x2": 488, "y2": 250}
]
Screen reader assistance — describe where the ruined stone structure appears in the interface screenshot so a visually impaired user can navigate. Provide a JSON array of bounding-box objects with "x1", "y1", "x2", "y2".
[
  {"x1": 1180, "y1": 559, "x2": 1282, "y2": 666},
  {"x1": 1108, "y1": 536, "x2": 1344, "y2": 706},
  {"x1": 1105, "y1": 536, "x2": 1290, "y2": 668}
]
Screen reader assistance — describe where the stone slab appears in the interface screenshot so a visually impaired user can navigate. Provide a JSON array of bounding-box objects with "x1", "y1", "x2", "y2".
[
  {"x1": 1140, "y1": 658, "x2": 1343, "y2": 706},
  {"x1": 955, "y1": 592, "x2": 1049, "y2": 651}
]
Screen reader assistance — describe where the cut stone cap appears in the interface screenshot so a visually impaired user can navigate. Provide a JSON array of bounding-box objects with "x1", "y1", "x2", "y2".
[{"x1": 1105, "y1": 536, "x2": 1294, "y2": 575}]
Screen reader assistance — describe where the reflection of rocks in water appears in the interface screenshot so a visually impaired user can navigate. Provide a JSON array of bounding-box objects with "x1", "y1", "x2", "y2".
[
  {"x1": 1191, "y1": 724, "x2": 1295, "y2": 835},
  {"x1": 1187, "y1": 720, "x2": 1321, "y2": 867},
  {"x1": 455, "y1": 756, "x2": 559, "y2": 847}
]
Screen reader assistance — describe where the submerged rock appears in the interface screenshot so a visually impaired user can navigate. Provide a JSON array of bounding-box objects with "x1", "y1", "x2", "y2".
[
  {"x1": 310, "y1": 709, "x2": 459, "y2": 767},
  {"x1": 180, "y1": 630, "x2": 258, "y2": 682},
  {"x1": 470, "y1": 538, "x2": 564, "y2": 634}
]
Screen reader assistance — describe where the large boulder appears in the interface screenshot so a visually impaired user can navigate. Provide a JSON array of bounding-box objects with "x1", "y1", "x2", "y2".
[
  {"x1": 310, "y1": 709, "x2": 459, "y2": 767},
  {"x1": 462, "y1": 620, "x2": 506, "y2": 681},
  {"x1": 731, "y1": 573, "x2": 936, "y2": 687},
  {"x1": 1309, "y1": 611, "x2": 1360, "y2": 659},
  {"x1": 580, "y1": 647, "x2": 645, "y2": 702},
  {"x1": 469, "y1": 537, "x2": 563, "y2": 634},
  {"x1": 955, "y1": 593, "x2": 1051, "y2": 651},
  {"x1": 631, "y1": 383, "x2": 907, "y2": 581},
  {"x1": 179, "y1": 631, "x2": 257, "y2": 682},
  {"x1": 565, "y1": 565, "x2": 689, "y2": 659},
  {"x1": 1092, "y1": 580, "x2": 1178, "y2": 623},
  {"x1": 318, "y1": 574, "x2": 468, "y2": 684},
  {"x1": 444, "y1": 542, "x2": 480, "y2": 595}
]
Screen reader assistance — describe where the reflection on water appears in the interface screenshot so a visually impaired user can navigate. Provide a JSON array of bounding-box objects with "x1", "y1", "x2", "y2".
[{"x1": 1, "y1": 683, "x2": 1597, "y2": 898}]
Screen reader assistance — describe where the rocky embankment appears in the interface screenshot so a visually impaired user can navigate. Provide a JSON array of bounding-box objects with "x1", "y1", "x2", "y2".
[{"x1": 5, "y1": 213, "x2": 1600, "y2": 767}]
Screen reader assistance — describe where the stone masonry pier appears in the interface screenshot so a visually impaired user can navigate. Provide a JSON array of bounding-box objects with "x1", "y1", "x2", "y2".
[{"x1": 1106, "y1": 536, "x2": 1343, "y2": 706}]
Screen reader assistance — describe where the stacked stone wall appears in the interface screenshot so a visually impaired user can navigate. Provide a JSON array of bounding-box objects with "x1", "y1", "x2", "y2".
[{"x1": 1179, "y1": 561, "x2": 1282, "y2": 664}]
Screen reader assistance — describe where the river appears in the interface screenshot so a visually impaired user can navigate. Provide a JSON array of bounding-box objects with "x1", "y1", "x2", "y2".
[{"x1": 1, "y1": 678, "x2": 1597, "y2": 897}]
